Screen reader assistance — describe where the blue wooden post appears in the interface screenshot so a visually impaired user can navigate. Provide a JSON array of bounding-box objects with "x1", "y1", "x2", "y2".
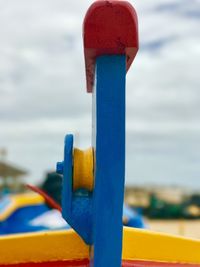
[
  {"x1": 57, "y1": 55, "x2": 126, "y2": 267},
  {"x1": 57, "y1": 1, "x2": 138, "y2": 267},
  {"x1": 91, "y1": 55, "x2": 126, "y2": 267}
]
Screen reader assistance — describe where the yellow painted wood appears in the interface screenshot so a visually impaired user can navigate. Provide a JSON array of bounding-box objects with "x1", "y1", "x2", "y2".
[
  {"x1": 0, "y1": 193, "x2": 44, "y2": 221},
  {"x1": 73, "y1": 148, "x2": 94, "y2": 191},
  {"x1": 0, "y1": 230, "x2": 89, "y2": 265},
  {"x1": 0, "y1": 227, "x2": 200, "y2": 265},
  {"x1": 123, "y1": 227, "x2": 200, "y2": 264}
]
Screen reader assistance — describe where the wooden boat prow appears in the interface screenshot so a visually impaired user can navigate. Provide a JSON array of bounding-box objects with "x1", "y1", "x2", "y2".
[
  {"x1": 0, "y1": 1, "x2": 200, "y2": 267},
  {"x1": 0, "y1": 228, "x2": 200, "y2": 266}
]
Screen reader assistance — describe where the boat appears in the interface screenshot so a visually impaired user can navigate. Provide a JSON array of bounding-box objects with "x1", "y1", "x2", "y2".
[
  {"x1": 0, "y1": 189, "x2": 145, "y2": 235},
  {"x1": 0, "y1": 1, "x2": 200, "y2": 266}
]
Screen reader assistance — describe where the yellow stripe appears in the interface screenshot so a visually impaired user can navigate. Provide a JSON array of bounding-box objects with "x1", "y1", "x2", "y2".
[
  {"x1": 0, "y1": 227, "x2": 200, "y2": 265},
  {"x1": 0, "y1": 193, "x2": 44, "y2": 221}
]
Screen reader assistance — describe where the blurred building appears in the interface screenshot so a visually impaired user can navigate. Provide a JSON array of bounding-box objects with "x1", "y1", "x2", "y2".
[
  {"x1": 0, "y1": 161, "x2": 27, "y2": 194},
  {"x1": 125, "y1": 187, "x2": 150, "y2": 208},
  {"x1": 125, "y1": 186, "x2": 186, "y2": 207}
]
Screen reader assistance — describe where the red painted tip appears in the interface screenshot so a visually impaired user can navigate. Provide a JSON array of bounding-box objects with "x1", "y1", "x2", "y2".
[{"x1": 83, "y1": 0, "x2": 139, "y2": 92}]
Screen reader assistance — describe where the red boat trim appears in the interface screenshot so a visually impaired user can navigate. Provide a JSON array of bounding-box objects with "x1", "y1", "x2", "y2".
[
  {"x1": 0, "y1": 259, "x2": 89, "y2": 267},
  {"x1": 1, "y1": 260, "x2": 200, "y2": 267},
  {"x1": 122, "y1": 260, "x2": 200, "y2": 267}
]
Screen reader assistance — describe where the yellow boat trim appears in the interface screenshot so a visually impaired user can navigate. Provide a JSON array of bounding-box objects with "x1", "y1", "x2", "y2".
[
  {"x1": 123, "y1": 227, "x2": 200, "y2": 264},
  {"x1": 0, "y1": 230, "x2": 88, "y2": 265},
  {"x1": 0, "y1": 227, "x2": 200, "y2": 265},
  {"x1": 0, "y1": 193, "x2": 44, "y2": 221}
]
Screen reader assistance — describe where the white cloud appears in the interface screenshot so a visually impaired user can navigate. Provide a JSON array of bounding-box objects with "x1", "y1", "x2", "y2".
[{"x1": 0, "y1": 0, "x2": 200, "y2": 187}]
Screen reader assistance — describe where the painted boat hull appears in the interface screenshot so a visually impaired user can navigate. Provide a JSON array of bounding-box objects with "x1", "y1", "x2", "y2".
[{"x1": 0, "y1": 228, "x2": 200, "y2": 266}]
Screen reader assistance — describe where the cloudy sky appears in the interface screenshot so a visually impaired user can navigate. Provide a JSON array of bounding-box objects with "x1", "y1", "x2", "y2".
[{"x1": 0, "y1": 0, "x2": 200, "y2": 188}]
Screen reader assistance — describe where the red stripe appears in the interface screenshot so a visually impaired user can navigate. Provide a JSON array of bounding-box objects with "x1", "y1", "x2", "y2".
[
  {"x1": 0, "y1": 259, "x2": 89, "y2": 267},
  {"x1": 26, "y1": 184, "x2": 62, "y2": 211},
  {"x1": 123, "y1": 260, "x2": 200, "y2": 267},
  {"x1": 1, "y1": 260, "x2": 200, "y2": 267}
]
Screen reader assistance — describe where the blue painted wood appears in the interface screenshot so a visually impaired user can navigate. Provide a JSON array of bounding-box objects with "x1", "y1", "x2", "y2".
[
  {"x1": 57, "y1": 134, "x2": 93, "y2": 245},
  {"x1": 91, "y1": 55, "x2": 126, "y2": 267},
  {"x1": 57, "y1": 55, "x2": 126, "y2": 266},
  {"x1": 62, "y1": 134, "x2": 73, "y2": 220}
]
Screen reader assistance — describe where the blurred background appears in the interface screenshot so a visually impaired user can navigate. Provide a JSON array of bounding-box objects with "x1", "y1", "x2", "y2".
[{"x1": 0, "y1": 0, "x2": 200, "y2": 237}]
